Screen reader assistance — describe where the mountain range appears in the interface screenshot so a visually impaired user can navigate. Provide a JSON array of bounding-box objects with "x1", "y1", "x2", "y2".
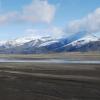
[{"x1": 0, "y1": 31, "x2": 100, "y2": 54}]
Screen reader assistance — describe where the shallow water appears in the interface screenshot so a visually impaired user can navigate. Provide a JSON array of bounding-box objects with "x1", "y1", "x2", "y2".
[{"x1": 0, "y1": 58, "x2": 100, "y2": 64}]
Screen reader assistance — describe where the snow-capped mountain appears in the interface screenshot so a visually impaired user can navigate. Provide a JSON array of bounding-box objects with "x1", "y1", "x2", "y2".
[
  {"x1": 0, "y1": 35, "x2": 55, "y2": 48},
  {"x1": 0, "y1": 31, "x2": 99, "y2": 54},
  {"x1": 63, "y1": 33, "x2": 99, "y2": 47},
  {"x1": 0, "y1": 41, "x2": 7, "y2": 46},
  {"x1": 53, "y1": 33, "x2": 100, "y2": 52}
]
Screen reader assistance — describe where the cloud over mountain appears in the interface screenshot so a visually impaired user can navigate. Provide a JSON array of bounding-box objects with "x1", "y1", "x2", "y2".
[
  {"x1": 66, "y1": 8, "x2": 100, "y2": 34},
  {"x1": 25, "y1": 26, "x2": 64, "y2": 38}
]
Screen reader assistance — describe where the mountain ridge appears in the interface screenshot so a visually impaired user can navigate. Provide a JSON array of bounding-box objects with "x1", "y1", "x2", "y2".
[{"x1": 0, "y1": 32, "x2": 99, "y2": 54}]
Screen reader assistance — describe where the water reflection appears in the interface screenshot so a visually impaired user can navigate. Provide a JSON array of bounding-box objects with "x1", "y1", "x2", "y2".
[{"x1": 0, "y1": 58, "x2": 100, "y2": 64}]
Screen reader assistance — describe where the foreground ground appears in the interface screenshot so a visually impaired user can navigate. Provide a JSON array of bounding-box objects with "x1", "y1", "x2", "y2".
[{"x1": 0, "y1": 62, "x2": 100, "y2": 100}]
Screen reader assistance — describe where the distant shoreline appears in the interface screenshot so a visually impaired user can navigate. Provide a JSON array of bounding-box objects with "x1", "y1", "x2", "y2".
[{"x1": 0, "y1": 52, "x2": 100, "y2": 61}]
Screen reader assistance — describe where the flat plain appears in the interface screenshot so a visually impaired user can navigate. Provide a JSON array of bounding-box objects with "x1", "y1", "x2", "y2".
[{"x1": 0, "y1": 52, "x2": 100, "y2": 100}]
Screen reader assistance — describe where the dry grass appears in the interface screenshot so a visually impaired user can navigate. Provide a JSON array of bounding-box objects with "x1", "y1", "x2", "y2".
[{"x1": 0, "y1": 52, "x2": 100, "y2": 60}]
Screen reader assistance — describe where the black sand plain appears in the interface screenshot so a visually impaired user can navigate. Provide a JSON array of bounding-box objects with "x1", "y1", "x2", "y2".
[{"x1": 0, "y1": 53, "x2": 100, "y2": 100}]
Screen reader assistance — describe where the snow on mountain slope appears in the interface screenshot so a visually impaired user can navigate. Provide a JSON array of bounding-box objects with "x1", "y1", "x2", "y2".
[
  {"x1": 11, "y1": 35, "x2": 42, "y2": 46},
  {"x1": 39, "y1": 40, "x2": 59, "y2": 47},
  {"x1": 59, "y1": 33, "x2": 99, "y2": 48},
  {"x1": 69, "y1": 34, "x2": 99, "y2": 47},
  {"x1": 0, "y1": 35, "x2": 55, "y2": 48},
  {"x1": 52, "y1": 33, "x2": 99, "y2": 52},
  {"x1": 13, "y1": 35, "x2": 52, "y2": 45},
  {"x1": 40, "y1": 36, "x2": 55, "y2": 41},
  {"x1": 0, "y1": 41, "x2": 7, "y2": 46}
]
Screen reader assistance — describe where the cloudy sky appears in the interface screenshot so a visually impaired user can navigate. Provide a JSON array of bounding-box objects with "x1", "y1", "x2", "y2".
[{"x1": 0, "y1": 0, "x2": 100, "y2": 40}]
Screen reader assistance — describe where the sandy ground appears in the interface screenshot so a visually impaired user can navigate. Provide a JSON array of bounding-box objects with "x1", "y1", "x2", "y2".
[{"x1": 0, "y1": 62, "x2": 100, "y2": 100}]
